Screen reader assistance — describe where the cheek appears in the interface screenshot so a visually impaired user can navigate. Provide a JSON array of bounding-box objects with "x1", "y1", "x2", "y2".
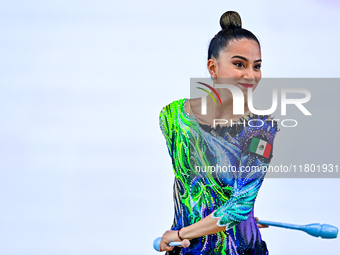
[
  {"x1": 218, "y1": 63, "x2": 239, "y2": 77},
  {"x1": 255, "y1": 71, "x2": 262, "y2": 79},
  {"x1": 255, "y1": 74, "x2": 261, "y2": 85},
  {"x1": 225, "y1": 69, "x2": 241, "y2": 78}
]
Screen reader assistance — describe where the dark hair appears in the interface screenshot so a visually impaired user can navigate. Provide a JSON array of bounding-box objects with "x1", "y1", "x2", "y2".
[{"x1": 207, "y1": 11, "x2": 260, "y2": 61}]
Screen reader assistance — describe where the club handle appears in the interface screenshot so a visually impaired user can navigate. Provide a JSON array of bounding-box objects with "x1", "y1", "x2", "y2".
[{"x1": 257, "y1": 220, "x2": 300, "y2": 230}]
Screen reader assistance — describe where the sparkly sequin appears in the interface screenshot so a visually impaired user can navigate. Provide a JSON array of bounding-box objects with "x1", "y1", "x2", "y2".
[{"x1": 160, "y1": 98, "x2": 279, "y2": 255}]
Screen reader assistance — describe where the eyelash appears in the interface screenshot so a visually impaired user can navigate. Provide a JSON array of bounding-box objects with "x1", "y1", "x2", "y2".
[
  {"x1": 234, "y1": 62, "x2": 262, "y2": 70},
  {"x1": 234, "y1": 62, "x2": 245, "y2": 68}
]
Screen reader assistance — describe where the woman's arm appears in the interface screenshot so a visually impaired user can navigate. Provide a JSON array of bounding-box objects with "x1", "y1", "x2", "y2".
[
  {"x1": 180, "y1": 213, "x2": 226, "y2": 239},
  {"x1": 159, "y1": 176, "x2": 265, "y2": 251},
  {"x1": 178, "y1": 215, "x2": 267, "y2": 239},
  {"x1": 159, "y1": 214, "x2": 269, "y2": 251},
  {"x1": 173, "y1": 214, "x2": 269, "y2": 239},
  {"x1": 159, "y1": 214, "x2": 225, "y2": 252}
]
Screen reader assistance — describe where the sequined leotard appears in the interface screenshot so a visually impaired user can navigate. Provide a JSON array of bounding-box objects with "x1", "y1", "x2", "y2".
[{"x1": 159, "y1": 98, "x2": 279, "y2": 255}]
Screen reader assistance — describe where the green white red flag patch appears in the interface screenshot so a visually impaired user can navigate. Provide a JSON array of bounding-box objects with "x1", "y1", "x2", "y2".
[{"x1": 249, "y1": 138, "x2": 272, "y2": 159}]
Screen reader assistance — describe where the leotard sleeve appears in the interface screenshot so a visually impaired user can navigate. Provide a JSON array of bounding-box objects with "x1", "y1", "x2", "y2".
[{"x1": 159, "y1": 103, "x2": 175, "y2": 158}]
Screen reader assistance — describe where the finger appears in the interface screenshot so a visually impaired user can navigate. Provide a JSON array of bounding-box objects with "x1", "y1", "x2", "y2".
[
  {"x1": 159, "y1": 241, "x2": 165, "y2": 252},
  {"x1": 159, "y1": 240, "x2": 162, "y2": 252},
  {"x1": 165, "y1": 245, "x2": 174, "y2": 252}
]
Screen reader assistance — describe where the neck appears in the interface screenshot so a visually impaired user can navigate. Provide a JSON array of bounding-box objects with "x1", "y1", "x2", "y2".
[{"x1": 205, "y1": 94, "x2": 249, "y2": 120}]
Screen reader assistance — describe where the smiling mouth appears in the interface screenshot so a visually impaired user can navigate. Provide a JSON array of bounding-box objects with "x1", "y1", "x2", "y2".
[{"x1": 239, "y1": 83, "x2": 254, "y2": 88}]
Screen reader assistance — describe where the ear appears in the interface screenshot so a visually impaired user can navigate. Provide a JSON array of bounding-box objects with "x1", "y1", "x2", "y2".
[{"x1": 207, "y1": 58, "x2": 217, "y2": 79}]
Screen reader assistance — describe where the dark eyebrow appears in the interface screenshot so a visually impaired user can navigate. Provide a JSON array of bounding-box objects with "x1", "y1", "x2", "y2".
[{"x1": 231, "y1": 55, "x2": 262, "y2": 63}]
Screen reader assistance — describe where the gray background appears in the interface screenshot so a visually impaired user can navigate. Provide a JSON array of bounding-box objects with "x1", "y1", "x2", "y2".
[{"x1": 0, "y1": 0, "x2": 339, "y2": 254}]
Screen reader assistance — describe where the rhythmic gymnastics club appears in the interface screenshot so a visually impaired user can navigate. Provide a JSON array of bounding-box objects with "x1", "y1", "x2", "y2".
[
  {"x1": 256, "y1": 219, "x2": 338, "y2": 239},
  {"x1": 153, "y1": 237, "x2": 190, "y2": 252}
]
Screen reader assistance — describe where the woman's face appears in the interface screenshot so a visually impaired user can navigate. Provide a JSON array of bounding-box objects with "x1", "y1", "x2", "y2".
[{"x1": 208, "y1": 38, "x2": 262, "y2": 100}]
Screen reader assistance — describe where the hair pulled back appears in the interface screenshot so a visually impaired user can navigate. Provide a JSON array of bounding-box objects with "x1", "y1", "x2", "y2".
[{"x1": 207, "y1": 11, "x2": 260, "y2": 61}]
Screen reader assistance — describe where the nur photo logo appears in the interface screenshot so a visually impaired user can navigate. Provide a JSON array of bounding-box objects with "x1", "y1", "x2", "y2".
[{"x1": 194, "y1": 80, "x2": 312, "y2": 128}]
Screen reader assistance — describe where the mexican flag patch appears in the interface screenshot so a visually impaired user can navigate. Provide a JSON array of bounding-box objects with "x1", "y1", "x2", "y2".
[{"x1": 249, "y1": 137, "x2": 272, "y2": 159}]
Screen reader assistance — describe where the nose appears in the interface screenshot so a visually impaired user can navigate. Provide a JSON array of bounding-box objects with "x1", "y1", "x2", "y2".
[{"x1": 243, "y1": 66, "x2": 255, "y2": 79}]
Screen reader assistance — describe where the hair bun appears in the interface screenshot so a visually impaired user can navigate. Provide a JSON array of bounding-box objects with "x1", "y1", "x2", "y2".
[{"x1": 219, "y1": 11, "x2": 242, "y2": 30}]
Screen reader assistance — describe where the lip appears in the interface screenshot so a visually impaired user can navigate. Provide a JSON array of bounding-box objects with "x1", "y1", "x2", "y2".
[{"x1": 239, "y1": 83, "x2": 254, "y2": 88}]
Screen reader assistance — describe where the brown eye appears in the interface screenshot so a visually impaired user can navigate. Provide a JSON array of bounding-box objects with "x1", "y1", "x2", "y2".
[
  {"x1": 234, "y1": 62, "x2": 245, "y2": 68},
  {"x1": 254, "y1": 64, "x2": 262, "y2": 70}
]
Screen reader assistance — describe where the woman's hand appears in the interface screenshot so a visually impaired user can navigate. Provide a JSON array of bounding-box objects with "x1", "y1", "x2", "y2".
[
  {"x1": 159, "y1": 230, "x2": 182, "y2": 252},
  {"x1": 255, "y1": 217, "x2": 269, "y2": 228}
]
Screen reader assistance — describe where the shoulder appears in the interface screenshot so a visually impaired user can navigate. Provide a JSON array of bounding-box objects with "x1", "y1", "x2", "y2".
[
  {"x1": 159, "y1": 98, "x2": 187, "y2": 127},
  {"x1": 159, "y1": 98, "x2": 187, "y2": 118}
]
